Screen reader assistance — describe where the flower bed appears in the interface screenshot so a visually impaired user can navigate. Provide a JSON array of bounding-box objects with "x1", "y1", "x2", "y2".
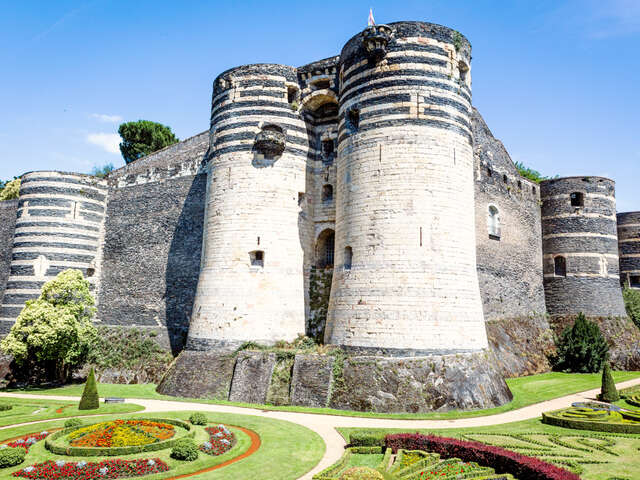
[
  {"x1": 200, "y1": 425, "x2": 235, "y2": 456},
  {"x1": 385, "y1": 433, "x2": 580, "y2": 480},
  {"x1": 68, "y1": 420, "x2": 175, "y2": 448},
  {"x1": 12, "y1": 458, "x2": 169, "y2": 479},
  {"x1": 542, "y1": 406, "x2": 640, "y2": 434},
  {"x1": 3, "y1": 432, "x2": 50, "y2": 453}
]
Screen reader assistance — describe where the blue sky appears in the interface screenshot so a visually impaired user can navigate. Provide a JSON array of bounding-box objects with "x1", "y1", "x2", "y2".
[{"x1": 1, "y1": 0, "x2": 639, "y2": 210}]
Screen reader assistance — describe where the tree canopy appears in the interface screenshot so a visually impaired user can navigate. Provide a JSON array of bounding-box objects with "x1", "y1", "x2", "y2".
[
  {"x1": 514, "y1": 161, "x2": 548, "y2": 184},
  {"x1": 91, "y1": 163, "x2": 115, "y2": 178},
  {"x1": 0, "y1": 178, "x2": 20, "y2": 201},
  {"x1": 0, "y1": 269, "x2": 97, "y2": 381},
  {"x1": 118, "y1": 120, "x2": 179, "y2": 164}
]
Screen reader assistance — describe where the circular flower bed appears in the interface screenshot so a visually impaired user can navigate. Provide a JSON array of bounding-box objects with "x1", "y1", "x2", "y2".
[
  {"x1": 68, "y1": 420, "x2": 175, "y2": 448},
  {"x1": 200, "y1": 425, "x2": 235, "y2": 456},
  {"x1": 12, "y1": 458, "x2": 169, "y2": 479},
  {"x1": 542, "y1": 405, "x2": 640, "y2": 434}
]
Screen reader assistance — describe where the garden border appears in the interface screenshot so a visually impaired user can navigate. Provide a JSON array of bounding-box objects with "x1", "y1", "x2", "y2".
[
  {"x1": 541, "y1": 410, "x2": 640, "y2": 434},
  {"x1": 45, "y1": 418, "x2": 194, "y2": 457}
]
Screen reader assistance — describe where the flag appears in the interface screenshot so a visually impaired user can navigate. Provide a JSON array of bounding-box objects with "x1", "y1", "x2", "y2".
[{"x1": 368, "y1": 8, "x2": 375, "y2": 26}]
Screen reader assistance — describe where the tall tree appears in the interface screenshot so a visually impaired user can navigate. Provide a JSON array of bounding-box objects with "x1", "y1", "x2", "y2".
[{"x1": 118, "y1": 120, "x2": 179, "y2": 164}]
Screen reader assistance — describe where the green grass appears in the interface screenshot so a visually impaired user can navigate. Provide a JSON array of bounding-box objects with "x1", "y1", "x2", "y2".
[
  {"x1": 337, "y1": 417, "x2": 640, "y2": 480},
  {"x1": 0, "y1": 397, "x2": 143, "y2": 426},
  {"x1": 7, "y1": 370, "x2": 640, "y2": 420},
  {"x1": 0, "y1": 410, "x2": 325, "y2": 480}
]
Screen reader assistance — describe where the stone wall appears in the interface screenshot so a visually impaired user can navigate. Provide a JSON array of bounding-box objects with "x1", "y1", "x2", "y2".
[
  {"x1": 97, "y1": 132, "x2": 208, "y2": 354},
  {"x1": 617, "y1": 211, "x2": 640, "y2": 287},
  {"x1": 0, "y1": 199, "x2": 18, "y2": 334}
]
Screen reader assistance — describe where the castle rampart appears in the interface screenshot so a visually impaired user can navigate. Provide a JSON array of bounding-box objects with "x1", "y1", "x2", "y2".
[
  {"x1": 540, "y1": 176, "x2": 626, "y2": 317},
  {"x1": 0, "y1": 199, "x2": 19, "y2": 334},
  {"x1": 617, "y1": 211, "x2": 640, "y2": 288},
  {"x1": 325, "y1": 21, "x2": 487, "y2": 353}
]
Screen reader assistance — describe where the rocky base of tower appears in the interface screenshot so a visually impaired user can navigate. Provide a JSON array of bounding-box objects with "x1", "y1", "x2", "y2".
[
  {"x1": 549, "y1": 315, "x2": 640, "y2": 371},
  {"x1": 156, "y1": 349, "x2": 512, "y2": 413}
]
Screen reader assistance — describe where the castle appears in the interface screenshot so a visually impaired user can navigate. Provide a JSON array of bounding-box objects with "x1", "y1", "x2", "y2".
[{"x1": 1, "y1": 21, "x2": 639, "y2": 412}]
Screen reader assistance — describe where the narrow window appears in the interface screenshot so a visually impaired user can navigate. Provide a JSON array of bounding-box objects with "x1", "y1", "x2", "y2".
[
  {"x1": 487, "y1": 167, "x2": 492, "y2": 177},
  {"x1": 517, "y1": 180, "x2": 522, "y2": 189},
  {"x1": 532, "y1": 186, "x2": 536, "y2": 195},
  {"x1": 458, "y1": 61, "x2": 469, "y2": 83},
  {"x1": 316, "y1": 229, "x2": 335, "y2": 268},
  {"x1": 631, "y1": 275, "x2": 640, "y2": 288},
  {"x1": 298, "y1": 192, "x2": 304, "y2": 206},
  {"x1": 322, "y1": 184, "x2": 333, "y2": 203},
  {"x1": 344, "y1": 246, "x2": 353, "y2": 270},
  {"x1": 554, "y1": 256, "x2": 567, "y2": 277},
  {"x1": 502, "y1": 174, "x2": 508, "y2": 183},
  {"x1": 487, "y1": 205, "x2": 500, "y2": 240},
  {"x1": 287, "y1": 86, "x2": 298, "y2": 104},
  {"x1": 322, "y1": 139, "x2": 334, "y2": 156},
  {"x1": 250, "y1": 250, "x2": 264, "y2": 267},
  {"x1": 570, "y1": 192, "x2": 584, "y2": 207},
  {"x1": 347, "y1": 109, "x2": 360, "y2": 132}
]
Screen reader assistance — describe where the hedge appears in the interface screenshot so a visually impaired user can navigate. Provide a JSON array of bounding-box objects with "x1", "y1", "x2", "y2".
[
  {"x1": 348, "y1": 432, "x2": 386, "y2": 447},
  {"x1": 45, "y1": 418, "x2": 193, "y2": 457},
  {"x1": 384, "y1": 433, "x2": 580, "y2": 480},
  {"x1": 0, "y1": 447, "x2": 25, "y2": 468},
  {"x1": 541, "y1": 411, "x2": 640, "y2": 434},
  {"x1": 312, "y1": 448, "x2": 351, "y2": 479},
  {"x1": 0, "y1": 405, "x2": 12, "y2": 412}
]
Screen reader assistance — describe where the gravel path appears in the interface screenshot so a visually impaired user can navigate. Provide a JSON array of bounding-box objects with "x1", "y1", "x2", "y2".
[{"x1": 2, "y1": 376, "x2": 640, "y2": 480}]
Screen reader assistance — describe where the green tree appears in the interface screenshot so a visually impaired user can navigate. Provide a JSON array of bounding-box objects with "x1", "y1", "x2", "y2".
[
  {"x1": 554, "y1": 313, "x2": 609, "y2": 373},
  {"x1": 118, "y1": 120, "x2": 179, "y2": 164},
  {"x1": 514, "y1": 161, "x2": 548, "y2": 184},
  {"x1": 598, "y1": 361, "x2": 620, "y2": 402},
  {"x1": 0, "y1": 178, "x2": 20, "y2": 201},
  {"x1": 91, "y1": 163, "x2": 115, "y2": 178},
  {"x1": 0, "y1": 269, "x2": 97, "y2": 382},
  {"x1": 78, "y1": 367, "x2": 100, "y2": 410},
  {"x1": 623, "y1": 285, "x2": 640, "y2": 330}
]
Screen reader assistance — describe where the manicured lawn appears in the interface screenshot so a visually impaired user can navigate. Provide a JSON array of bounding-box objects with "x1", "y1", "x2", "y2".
[
  {"x1": 0, "y1": 410, "x2": 325, "y2": 480},
  {"x1": 7, "y1": 370, "x2": 640, "y2": 420},
  {"x1": 337, "y1": 417, "x2": 640, "y2": 480},
  {"x1": 0, "y1": 397, "x2": 143, "y2": 426}
]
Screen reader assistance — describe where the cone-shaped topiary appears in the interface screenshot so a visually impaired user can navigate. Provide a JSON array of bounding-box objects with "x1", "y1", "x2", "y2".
[
  {"x1": 78, "y1": 367, "x2": 100, "y2": 410},
  {"x1": 599, "y1": 362, "x2": 620, "y2": 402},
  {"x1": 554, "y1": 313, "x2": 609, "y2": 373}
]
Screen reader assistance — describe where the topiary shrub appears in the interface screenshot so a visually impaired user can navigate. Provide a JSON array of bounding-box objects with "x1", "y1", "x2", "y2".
[
  {"x1": 64, "y1": 418, "x2": 83, "y2": 428},
  {"x1": 339, "y1": 467, "x2": 384, "y2": 480},
  {"x1": 554, "y1": 313, "x2": 609, "y2": 373},
  {"x1": 599, "y1": 362, "x2": 620, "y2": 402},
  {"x1": 188, "y1": 413, "x2": 207, "y2": 425},
  {"x1": 623, "y1": 285, "x2": 640, "y2": 330},
  {"x1": 0, "y1": 447, "x2": 26, "y2": 468},
  {"x1": 171, "y1": 438, "x2": 198, "y2": 461},
  {"x1": 78, "y1": 367, "x2": 99, "y2": 410}
]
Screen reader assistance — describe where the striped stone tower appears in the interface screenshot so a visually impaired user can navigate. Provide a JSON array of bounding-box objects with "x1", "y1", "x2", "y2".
[
  {"x1": 0, "y1": 171, "x2": 108, "y2": 324},
  {"x1": 186, "y1": 64, "x2": 309, "y2": 350},
  {"x1": 617, "y1": 212, "x2": 640, "y2": 289},
  {"x1": 540, "y1": 177, "x2": 626, "y2": 317},
  {"x1": 324, "y1": 22, "x2": 488, "y2": 353}
]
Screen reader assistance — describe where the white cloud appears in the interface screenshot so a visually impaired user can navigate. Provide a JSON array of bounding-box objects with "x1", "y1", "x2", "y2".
[
  {"x1": 86, "y1": 133, "x2": 120, "y2": 154},
  {"x1": 90, "y1": 113, "x2": 123, "y2": 123}
]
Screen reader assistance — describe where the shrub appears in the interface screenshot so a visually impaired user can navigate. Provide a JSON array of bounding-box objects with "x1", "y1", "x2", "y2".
[
  {"x1": 339, "y1": 467, "x2": 384, "y2": 480},
  {"x1": 64, "y1": 418, "x2": 83, "y2": 428},
  {"x1": 554, "y1": 313, "x2": 608, "y2": 373},
  {"x1": 79, "y1": 367, "x2": 99, "y2": 410},
  {"x1": 385, "y1": 433, "x2": 581, "y2": 480},
  {"x1": 171, "y1": 438, "x2": 198, "y2": 461},
  {"x1": 623, "y1": 285, "x2": 640, "y2": 330},
  {"x1": 599, "y1": 362, "x2": 620, "y2": 402},
  {"x1": 189, "y1": 412, "x2": 207, "y2": 425},
  {"x1": 0, "y1": 447, "x2": 26, "y2": 468},
  {"x1": 348, "y1": 432, "x2": 386, "y2": 447}
]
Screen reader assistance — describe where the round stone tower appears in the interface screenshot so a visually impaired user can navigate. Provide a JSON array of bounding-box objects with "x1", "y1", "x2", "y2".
[
  {"x1": 540, "y1": 177, "x2": 626, "y2": 317},
  {"x1": 0, "y1": 171, "x2": 108, "y2": 322},
  {"x1": 617, "y1": 212, "x2": 640, "y2": 289},
  {"x1": 186, "y1": 64, "x2": 309, "y2": 350},
  {"x1": 325, "y1": 22, "x2": 488, "y2": 353}
]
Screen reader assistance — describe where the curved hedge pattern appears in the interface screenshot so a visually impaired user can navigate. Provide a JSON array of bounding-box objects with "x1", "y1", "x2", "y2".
[
  {"x1": 542, "y1": 407, "x2": 640, "y2": 434},
  {"x1": 45, "y1": 418, "x2": 193, "y2": 457}
]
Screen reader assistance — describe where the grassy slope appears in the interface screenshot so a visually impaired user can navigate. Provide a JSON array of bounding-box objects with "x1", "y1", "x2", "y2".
[
  {"x1": 0, "y1": 410, "x2": 325, "y2": 480},
  {"x1": 337, "y1": 418, "x2": 640, "y2": 480},
  {"x1": 0, "y1": 398, "x2": 143, "y2": 426},
  {"x1": 8, "y1": 371, "x2": 640, "y2": 420}
]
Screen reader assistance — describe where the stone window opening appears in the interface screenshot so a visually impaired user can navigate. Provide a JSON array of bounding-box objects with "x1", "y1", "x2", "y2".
[
  {"x1": 347, "y1": 108, "x2": 360, "y2": 132},
  {"x1": 487, "y1": 205, "x2": 501, "y2": 240},
  {"x1": 298, "y1": 192, "x2": 305, "y2": 206},
  {"x1": 322, "y1": 184, "x2": 334, "y2": 203},
  {"x1": 487, "y1": 167, "x2": 492, "y2": 177},
  {"x1": 344, "y1": 246, "x2": 353, "y2": 270},
  {"x1": 287, "y1": 86, "x2": 299, "y2": 104},
  {"x1": 517, "y1": 180, "x2": 522, "y2": 189},
  {"x1": 323, "y1": 139, "x2": 334, "y2": 156},
  {"x1": 316, "y1": 229, "x2": 335, "y2": 268},
  {"x1": 502, "y1": 174, "x2": 508, "y2": 183},
  {"x1": 532, "y1": 186, "x2": 536, "y2": 195},
  {"x1": 554, "y1": 256, "x2": 567, "y2": 277},
  {"x1": 570, "y1": 192, "x2": 584, "y2": 207},
  {"x1": 631, "y1": 275, "x2": 640, "y2": 288},
  {"x1": 311, "y1": 78, "x2": 331, "y2": 90},
  {"x1": 250, "y1": 250, "x2": 264, "y2": 268},
  {"x1": 458, "y1": 61, "x2": 469, "y2": 83}
]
